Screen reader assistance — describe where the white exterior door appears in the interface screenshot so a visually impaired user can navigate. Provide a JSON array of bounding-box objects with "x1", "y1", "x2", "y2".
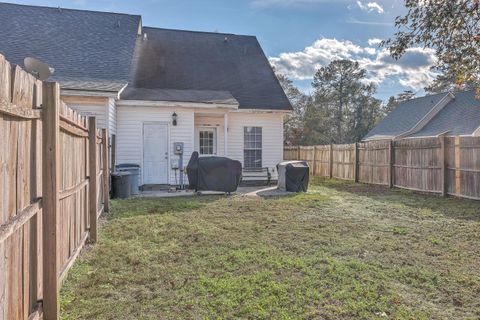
[{"x1": 143, "y1": 123, "x2": 169, "y2": 184}]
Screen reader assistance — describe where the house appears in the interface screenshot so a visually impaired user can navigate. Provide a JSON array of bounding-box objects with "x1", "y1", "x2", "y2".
[
  {"x1": 0, "y1": 2, "x2": 292, "y2": 186},
  {"x1": 364, "y1": 90, "x2": 480, "y2": 141}
]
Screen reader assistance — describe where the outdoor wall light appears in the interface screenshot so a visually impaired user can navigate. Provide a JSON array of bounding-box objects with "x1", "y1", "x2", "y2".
[{"x1": 172, "y1": 112, "x2": 178, "y2": 126}]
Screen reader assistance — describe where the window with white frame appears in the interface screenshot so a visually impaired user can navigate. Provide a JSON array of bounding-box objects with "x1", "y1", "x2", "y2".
[
  {"x1": 199, "y1": 128, "x2": 216, "y2": 155},
  {"x1": 244, "y1": 126, "x2": 262, "y2": 168}
]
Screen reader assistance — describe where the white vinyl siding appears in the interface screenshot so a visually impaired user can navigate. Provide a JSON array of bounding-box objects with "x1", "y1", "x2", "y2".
[
  {"x1": 227, "y1": 112, "x2": 284, "y2": 179},
  {"x1": 116, "y1": 106, "x2": 194, "y2": 185}
]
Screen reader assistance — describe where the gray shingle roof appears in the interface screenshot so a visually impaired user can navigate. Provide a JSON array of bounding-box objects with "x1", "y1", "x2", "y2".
[
  {"x1": 364, "y1": 90, "x2": 480, "y2": 140},
  {"x1": 409, "y1": 91, "x2": 480, "y2": 137},
  {"x1": 0, "y1": 3, "x2": 292, "y2": 110},
  {"x1": 364, "y1": 92, "x2": 447, "y2": 140},
  {"x1": 0, "y1": 2, "x2": 141, "y2": 91},
  {"x1": 129, "y1": 27, "x2": 292, "y2": 110}
]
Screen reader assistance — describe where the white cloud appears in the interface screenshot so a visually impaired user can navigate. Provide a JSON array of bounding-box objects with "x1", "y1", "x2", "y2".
[
  {"x1": 346, "y1": 18, "x2": 392, "y2": 26},
  {"x1": 269, "y1": 38, "x2": 438, "y2": 90},
  {"x1": 368, "y1": 38, "x2": 383, "y2": 46},
  {"x1": 269, "y1": 38, "x2": 367, "y2": 80},
  {"x1": 367, "y1": 2, "x2": 384, "y2": 13},
  {"x1": 356, "y1": 1, "x2": 384, "y2": 13}
]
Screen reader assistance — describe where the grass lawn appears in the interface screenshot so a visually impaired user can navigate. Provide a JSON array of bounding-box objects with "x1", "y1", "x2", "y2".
[{"x1": 60, "y1": 178, "x2": 480, "y2": 319}]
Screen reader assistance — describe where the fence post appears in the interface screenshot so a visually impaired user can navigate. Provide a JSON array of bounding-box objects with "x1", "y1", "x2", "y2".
[
  {"x1": 42, "y1": 82, "x2": 60, "y2": 320},
  {"x1": 389, "y1": 140, "x2": 394, "y2": 188},
  {"x1": 297, "y1": 146, "x2": 301, "y2": 160},
  {"x1": 312, "y1": 146, "x2": 317, "y2": 176},
  {"x1": 101, "y1": 128, "x2": 110, "y2": 212},
  {"x1": 454, "y1": 136, "x2": 461, "y2": 195},
  {"x1": 329, "y1": 144, "x2": 333, "y2": 178},
  {"x1": 353, "y1": 143, "x2": 359, "y2": 182},
  {"x1": 88, "y1": 118, "x2": 98, "y2": 243},
  {"x1": 440, "y1": 135, "x2": 447, "y2": 197}
]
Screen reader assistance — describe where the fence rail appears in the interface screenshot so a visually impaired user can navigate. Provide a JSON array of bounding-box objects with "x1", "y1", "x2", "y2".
[
  {"x1": 0, "y1": 54, "x2": 109, "y2": 320},
  {"x1": 285, "y1": 136, "x2": 480, "y2": 201}
]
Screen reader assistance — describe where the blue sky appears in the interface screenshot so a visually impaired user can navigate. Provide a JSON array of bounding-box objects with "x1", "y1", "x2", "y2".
[{"x1": 7, "y1": 0, "x2": 437, "y2": 100}]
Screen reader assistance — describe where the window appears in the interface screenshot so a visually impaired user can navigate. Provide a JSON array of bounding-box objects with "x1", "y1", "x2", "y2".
[
  {"x1": 244, "y1": 127, "x2": 262, "y2": 168},
  {"x1": 199, "y1": 129, "x2": 216, "y2": 155}
]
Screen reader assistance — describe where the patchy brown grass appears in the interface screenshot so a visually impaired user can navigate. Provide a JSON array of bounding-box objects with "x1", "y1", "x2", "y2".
[{"x1": 60, "y1": 178, "x2": 480, "y2": 319}]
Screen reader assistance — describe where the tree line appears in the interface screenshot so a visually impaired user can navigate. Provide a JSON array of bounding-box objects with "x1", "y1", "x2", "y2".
[{"x1": 280, "y1": 0, "x2": 479, "y2": 146}]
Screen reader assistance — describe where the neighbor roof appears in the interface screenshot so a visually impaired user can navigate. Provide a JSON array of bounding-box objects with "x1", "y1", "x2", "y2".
[
  {"x1": 409, "y1": 91, "x2": 480, "y2": 137},
  {"x1": 364, "y1": 92, "x2": 446, "y2": 140},
  {"x1": 0, "y1": 2, "x2": 141, "y2": 92},
  {"x1": 364, "y1": 90, "x2": 480, "y2": 140},
  {"x1": 128, "y1": 27, "x2": 292, "y2": 110}
]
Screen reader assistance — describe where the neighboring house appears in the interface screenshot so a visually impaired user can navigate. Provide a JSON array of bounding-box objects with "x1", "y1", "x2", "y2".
[
  {"x1": 0, "y1": 2, "x2": 292, "y2": 186},
  {"x1": 364, "y1": 90, "x2": 480, "y2": 141}
]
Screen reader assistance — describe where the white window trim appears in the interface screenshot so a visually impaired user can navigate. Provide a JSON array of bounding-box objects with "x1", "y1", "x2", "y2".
[
  {"x1": 244, "y1": 126, "x2": 263, "y2": 169},
  {"x1": 197, "y1": 127, "x2": 217, "y2": 156}
]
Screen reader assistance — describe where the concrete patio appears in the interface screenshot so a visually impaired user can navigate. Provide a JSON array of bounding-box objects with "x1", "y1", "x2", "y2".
[{"x1": 139, "y1": 186, "x2": 294, "y2": 198}]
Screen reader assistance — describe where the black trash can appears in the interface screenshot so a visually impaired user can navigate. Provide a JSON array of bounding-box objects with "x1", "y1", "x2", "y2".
[
  {"x1": 116, "y1": 164, "x2": 140, "y2": 195},
  {"x1": 111, "y1": 171, "x2": 132, "y2": 199}
]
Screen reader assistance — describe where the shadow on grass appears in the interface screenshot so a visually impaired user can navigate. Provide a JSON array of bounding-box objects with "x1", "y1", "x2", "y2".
[
  {"x1": 313, "y1": 177, "x2": 480, "y2": 222},
  {"x1": 108, "y1": 195, "x2": 224, "y2": 220}
]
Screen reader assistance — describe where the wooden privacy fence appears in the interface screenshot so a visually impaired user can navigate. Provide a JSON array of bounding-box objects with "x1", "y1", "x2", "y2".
[
  {"x1": 285, "y1": 136, "x2": 480, "y2": 201},
  {"x1": 0, "y1": 54, "x2": 109, "y2": 320}
]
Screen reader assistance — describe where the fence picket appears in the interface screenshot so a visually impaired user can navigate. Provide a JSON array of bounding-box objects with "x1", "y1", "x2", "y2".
[
  {"x1": 285, "y1": 137, "x2": 480, "y2": 200},
  {"x1": 0, "y1": 55, "x2": 109, "y2": 320}
]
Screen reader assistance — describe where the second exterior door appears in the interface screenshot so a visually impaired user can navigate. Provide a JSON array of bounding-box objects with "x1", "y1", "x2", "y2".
[{"x1": 143, "y1": 123, "x2": 169, "y2": 184}]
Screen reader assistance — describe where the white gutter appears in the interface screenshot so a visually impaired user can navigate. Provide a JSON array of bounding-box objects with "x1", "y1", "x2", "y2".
[
  {"x1": 61, "y1": 89, "x2": 120, "y2": 99},
  {"x1": 116, "y1": 99, "x2": 239, "y2": 110},
  {"x1": 230, "y1": 108, "x2": 291, "y2": 114}
]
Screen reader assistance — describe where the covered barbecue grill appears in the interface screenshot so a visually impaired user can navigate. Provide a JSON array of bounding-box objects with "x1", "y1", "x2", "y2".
[
  {"x1": 186, "y1": 152, "x2": 242, "y2": 193},
  {"x1": 277, "y1": 161, "x2": 309, "y2": 192}
]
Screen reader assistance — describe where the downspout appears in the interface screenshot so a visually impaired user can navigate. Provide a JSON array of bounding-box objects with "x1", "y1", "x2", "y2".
[{"x1": 473, "y1": 126, "x2": 480, "y2": 137}]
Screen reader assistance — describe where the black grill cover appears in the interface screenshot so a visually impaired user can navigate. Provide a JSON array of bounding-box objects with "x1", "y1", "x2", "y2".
[
  {"x1": 277, "y1": 161, "x2": 309, "y2": 192},
  {"x1": 186, "y1": 152, "x2": 242, "y2": 192}
]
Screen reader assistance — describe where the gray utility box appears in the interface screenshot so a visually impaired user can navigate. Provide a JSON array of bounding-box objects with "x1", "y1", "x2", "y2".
[
  {"x1": 116, "y1": 164, "x2": 140, "y2": 195},
  {"x1": 277, "y1": 161, "x2": 309, "y2": 192},
  {"x1": 111, "y1": 172, "x2": 132, "y2": 199}
]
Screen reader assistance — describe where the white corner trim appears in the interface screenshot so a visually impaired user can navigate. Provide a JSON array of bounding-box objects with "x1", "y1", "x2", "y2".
[
  {"x1": 395, "y1": 92, "x2": 455, "y2": 139},
  {"x1": 224, "y1": 112, "x2": 228, "y2": 157},
  {"x1": 116, "y1": 99, "x2": 239, "y2": 110}
]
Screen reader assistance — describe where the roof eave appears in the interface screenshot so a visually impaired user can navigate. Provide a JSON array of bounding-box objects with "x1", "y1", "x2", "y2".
[
  {"x1": 61, "y1": 88, "x2": 122, "y2": 99},
  {"x1": 116, "y1": 99, "x2": 239, "y2": 110}
]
